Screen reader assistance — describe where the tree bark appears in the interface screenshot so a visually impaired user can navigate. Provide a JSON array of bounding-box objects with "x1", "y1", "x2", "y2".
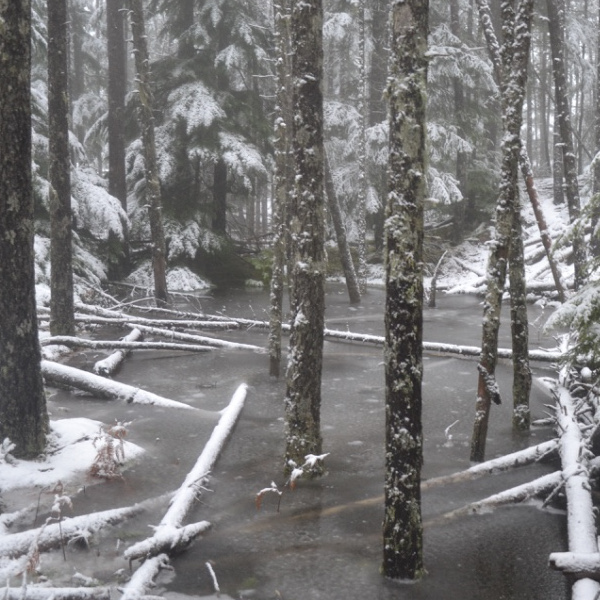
[
  {"x1": 324, "y1": 151, "x2": 361, "y2": 304},
  {"x1": 382, "y1": 0, "x2": 428, "y2": 580},
  {"x1": 284, "y1": 0, "x2": 326, "y2": 473},
  {"x1": 590, "y1": 0, "x2": 600, "y2": 258},
  {"x1": 508, "y1": 204, "x2": 532, "y2": 431},
  {"x1": 48, "y1": 0, "x2": 75, "y2": 338},
  {"x1": 129, "y1": 0, "x2": 169, "y2": 305},
  {"x1": 471, "y1": 0, "x2": 533, "y2": 462},
  {"x1": 546, "y1": 0, "x2": 587, "y2": 289},
  {"x1": 212, "y1": 158, "x2": 228, "y2": 235},
  {"x1": 0, "y1": 0, "x2": 48, "y2": 458}
]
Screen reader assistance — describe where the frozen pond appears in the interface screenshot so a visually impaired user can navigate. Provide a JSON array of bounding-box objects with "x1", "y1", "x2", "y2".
[{"x1": 43, "y1": 285, "x2": 566, "y2": 599}]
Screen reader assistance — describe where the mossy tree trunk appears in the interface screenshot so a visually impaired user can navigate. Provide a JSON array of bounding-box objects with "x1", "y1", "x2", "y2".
[
  {"x1": 0, "y1": 0, "x2": 49, "y2": 458},
  {"x1": 470, "y1": 0, "x2": 533, "y2": 462},
  {"x1": 129, "y1": 0, "x2": 168, "y2": 305},
  {"x1": 382, "y1": 0, "x2": 428, "y2": 581},
  {"x1": 48, "y1": 0, "x2": 75, "y2": 337},
  {"x1": 284, "y1": 0, "x2": 326, "y2": 473}
]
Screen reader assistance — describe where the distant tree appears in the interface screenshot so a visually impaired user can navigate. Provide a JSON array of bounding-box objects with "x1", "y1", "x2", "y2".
[
  {"x1": 129, "y1": 0, "x2": 168, "y2": 305},
  {"x1": 546, "y1": 0, "x2": 587, "y2": 289},
  {"x1": 284, "y1": 0, "x2": 326, "y2": 472},
  {"x1": 470, "y1": 0, "x2": 533, "y2": 462},
  {"x1": 48, "y1": 0, "x2": 75, "y2": 336},
  {"x1": 0, "y1": 0, "x2": 49, "y2": 458},
  {"x1": 382, "y1": 0, "x2": 428, "y2": 581},
  {"x1": 107, "y1": 0, "x2": 128, "y2": 212},
  {"x1": 269, "y1": 0, "x2": 293, "y2": 378}
]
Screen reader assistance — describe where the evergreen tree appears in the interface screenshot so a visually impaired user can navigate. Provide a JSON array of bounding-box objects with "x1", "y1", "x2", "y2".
[
  {"x1": 382, "y1": 0, "x2": 428, "y2": 580},
  {"x1": 0, "y1": 0, "x2": 48, "y2": 458},
  {"x1": 284, "y1": 0, "x2": 326, "y2": 473}
]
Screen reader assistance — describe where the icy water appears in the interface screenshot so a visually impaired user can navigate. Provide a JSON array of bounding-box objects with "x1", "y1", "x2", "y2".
[{"x1": 43, "y1": 285, "x2": 566, "y2": 599}]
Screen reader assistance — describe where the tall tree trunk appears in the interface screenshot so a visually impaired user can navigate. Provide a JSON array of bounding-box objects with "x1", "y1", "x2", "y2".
[
  {"x1": 539, "y1": 38, "x2": 552, "y2": 175},
  {"x1": 107, "y1": 0, "x2": 128, "y2": 211},
  {"x1": 269, "y1": 0, "x2": 292, "y2": 378},
  {"x1": 48, "y1": 0, "x2": 75, "y2": 337},
  {"x1": 451, "y1": 0, "x2": 469, "y2": 235},
  {"x1": 471, "y1": 0, "x2": 533, "y2": 463},
  {"x1": 546, "y1": 0, "x2": 586, "y2": 290},
  {"x1": 324, "y1": 152, "x2": 361, "y2": 304},
  {"x1": 382, "y1": 0, "x2": 428, "y2": 580},
  {"x1": 509, "y1": 203, "x2": 531, "y2": 431},
  {"x1": 284, "y1": 0, "x2": 326, "y2": 472},
  {"x1": 69, "y1": 0, "x2": 86, "y2": 141},
  {"x1": 129, "y1": 0, "x2": 168, "y2": 305},
  {"x1": 0, "y1": 0, "x2": 48, "y2": 458},
  {"x1": 356, "y1": 0, "x2": 368, "y2": 293},
  {"x1": 590, "y1": 0, "x2": 600, "y2": 257}
]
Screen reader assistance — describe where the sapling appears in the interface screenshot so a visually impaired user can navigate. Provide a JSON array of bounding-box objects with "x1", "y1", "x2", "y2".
[
  {"x1": 256, "y1": 453, "x2": 329, "y2": 512},
  {"x1": 89, "y1": 421, "x2": 130, "y2": 480}
]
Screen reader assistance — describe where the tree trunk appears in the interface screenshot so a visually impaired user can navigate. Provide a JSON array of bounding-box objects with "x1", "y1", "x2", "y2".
[
  {"x1": 268, "y1": 0, "x2": 290, "y2": 378},
  {"x1": 284, "y1": 0, "x2": 326, "y2": 473},
  {"x1": 382, "y1": 0, "x2": 428, "y2": 581},
  {"x1": 212, "y1": 158, "x2": 228, "y2": 235},
  {"x1": 509, "y1": 203, "x2": 531, "y2": 431},
  {"x1": 324, "y1": 152, "x2": 361, "y2": 304},
  {"x1": 590, "y1": 0, "x2": 600, "y2": 258},
  {"x1": 547, "y1": 0, "x2": 587, "y2": 289},
  {"x1": 129, "y1": 0, "x2": 168, "y2": 305},
  {"x1": 0, "y1": 0, "x2": 48, "y2": 458},
  {"x1": 356, "y1": 0, "x2": 368, "y2": 292},
  {"x1": 48, "y1": 0, "x2": 75, "y2": 337},
  {"x1": 107, "y1": 0, "x2": 128, "y2": 213},
  {"x1": 471, "y1": 0, "x2": 533, "y2": 462}
]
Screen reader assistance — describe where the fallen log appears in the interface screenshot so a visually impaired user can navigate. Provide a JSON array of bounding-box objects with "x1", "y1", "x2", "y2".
[
  {"x1": 129, "y1": 323, "x2": 265, "y2": 353},
  {"x1": 549, "y1": 552, "x2": 600, "y2": 576},
  {"x1": 70, "y1": 314, "x2": 240, "y2": 330},
  {"x1": 553, "y1": 385, "x2": 600, "y2": 598},
  {"x1": 93, "y1": 328, "x2": 143, "y2": 376},
  {"x1": 426, "y1": 471, "x2": 563, "y2": 527},
  {"x1": 0, "y1": 587, "x2": 110, "y2": 600},
  {"x1": 119, "y1": 554, "x2": 171, "y2": 600},
  {"x1": 41, "y1": 336, "x2": 215, "y2": 354},
  {"x1": 422, "y1": 438, "x2": 559, "y2": 490},
  {"x1": 124, "y1": 383, "x2": 248, "y2": 562},
  {"x1": 41, "y1": 360, "x2": 197, "y2": 410},
  {"x1": 0, "y1": 501, "x2": 148, "y2": 558}
]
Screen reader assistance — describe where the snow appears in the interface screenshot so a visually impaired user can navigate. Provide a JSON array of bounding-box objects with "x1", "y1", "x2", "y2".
[
  {"x1": 126, "y1": 262, "x2": 211, "y2": 292},
  {"x1": 0, "y1": 418, "x2": 144, "y2": 495}
]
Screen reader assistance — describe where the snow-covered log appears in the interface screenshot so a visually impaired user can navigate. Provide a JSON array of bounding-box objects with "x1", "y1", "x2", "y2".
[
  {"x1": 322, "y1": 328, "x2": 561, "y2": 363},
  {"x1": 0, "y1": 587, "x2": 110, "y2": 600},
  {"x1": 0, "y1": 502, "x2": 148, "y2": 558},
  {"x1": 553, "y1": 385, "x2": 600, "y2": 599},
  {"x1": 71, "y1": 314, "x2": 240, "y2": 330},
  {"x1": 422, "y1": 438, "x2": 558, "y2": 489},
  {"x1": 119, "y1": 554, "x2": 171, "y2": 600},
  {"x1": 41, "y1": 360, "x2": 197, "y2": 410},
  {"x1": 429, "y1": 471, "x2": 562, "y2": 525},
  {"x1": 93, "y1": 328, "x2": 143, "y2": 375},
  {"x1": 123, "y1": 383, "x2": 248, "y2": 562},
  {"x1": 549, "y1": 552, "x2": 600, "y2": 575},
  {"x1": 129, "y1": 323, "x2": 265, "y2": 352},
  {"x1": 41, "y1": 336, "x2": 215, "y2": 354}
]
